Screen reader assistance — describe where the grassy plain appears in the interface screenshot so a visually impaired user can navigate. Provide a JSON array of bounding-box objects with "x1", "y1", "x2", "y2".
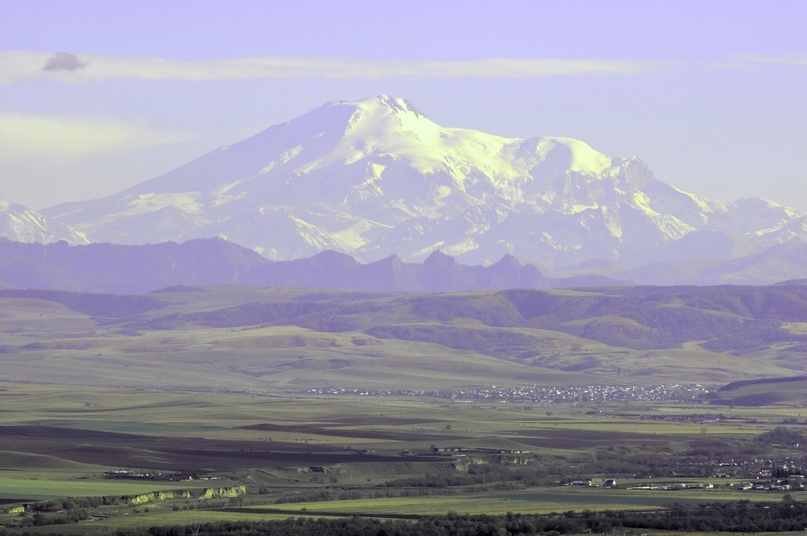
[{"x1": 233, "y1": 486, "x2": 778, "y2": 516}]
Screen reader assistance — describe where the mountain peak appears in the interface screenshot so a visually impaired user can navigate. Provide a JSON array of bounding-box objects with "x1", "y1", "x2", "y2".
[
  {"x1": 338, "y1": 95, "x2": 426, "y2": 118},
  {"x1": 424, "y1": 250, "x2": 457, "y2": 268},
  {"x1": 0, "y1": 196, "x2": 89, "y2": 246},
  {"x1": 37, "y1": 97, "x2": 807, "y2": 272},
  {"x1": 327, "y1": 95, "x2": 438, "y2": 144}
]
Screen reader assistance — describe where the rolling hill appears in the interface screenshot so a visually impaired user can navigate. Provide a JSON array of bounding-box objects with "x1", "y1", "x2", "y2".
[{"x1": 2, "y1": 284, "x2": 806, "y2": 393}]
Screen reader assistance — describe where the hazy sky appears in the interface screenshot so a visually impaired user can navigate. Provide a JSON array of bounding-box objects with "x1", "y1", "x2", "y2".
[{"x1": 1, "y1": 0, "x2": 806, "y2": 210}]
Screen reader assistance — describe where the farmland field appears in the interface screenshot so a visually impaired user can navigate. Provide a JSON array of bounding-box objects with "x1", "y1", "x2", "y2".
[
  {"x1": 3, "y1": 285, "x2": 807, "y2": 534},
  {"x1": 1, "y1": 381, "x2": 806, "y2": 534}
]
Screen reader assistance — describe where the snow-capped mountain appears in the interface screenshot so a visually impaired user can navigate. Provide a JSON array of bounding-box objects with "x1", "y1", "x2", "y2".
[
  {"x1": 42, "y1": 95, "x2": 807, "y2": 269},
  {"x1": 0, "y1": 197, "x2": 88, "y2": 245}
]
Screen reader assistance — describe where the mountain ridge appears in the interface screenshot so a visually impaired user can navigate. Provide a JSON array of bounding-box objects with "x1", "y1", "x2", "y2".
[
  {"x1": 0, "y1": 197, "x2": 89, "y2": 246},
  {"x1": 3, "y1": 236, "x2": 807, "y2": 292},
  {"x1": 0, "y1": 237, "x2": 616, "y2": 294}
]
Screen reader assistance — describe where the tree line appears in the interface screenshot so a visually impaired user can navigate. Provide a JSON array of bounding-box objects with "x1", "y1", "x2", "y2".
[{"x1": 123, "y1": 498, "x2": 807, "y2": 535}]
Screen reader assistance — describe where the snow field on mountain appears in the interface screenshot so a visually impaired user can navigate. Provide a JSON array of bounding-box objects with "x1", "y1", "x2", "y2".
[{"x1": 29, "y1": 95, "x2": 807, "y2": 269}]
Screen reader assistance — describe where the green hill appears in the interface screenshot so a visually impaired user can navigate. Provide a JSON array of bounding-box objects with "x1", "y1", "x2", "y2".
[{"x1": 2, "y1": 284, "x2": 807, "y2": 392}]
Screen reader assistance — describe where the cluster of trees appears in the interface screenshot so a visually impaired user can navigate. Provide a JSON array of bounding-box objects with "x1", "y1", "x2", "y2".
[
  {"x1": 29, "y1": 497, "x2": 106, "y2": 511},
  {"x1": 686, "y1": 437, "x2": 761, "y2": 459},
  {"x1": 756, "y1": 427, "x2": 806, "y2": 446},
  {"x1": 18, "y1": 509, "x2": 89, "y2": 527},
  {"x1": 382, "y1": 463, "x2": 514, "y2": 489},
  {"x1": 107, "y1": 499, "x2": 807, "y2": 535},
  {"x1": 6, "y1": 498, "x2": 93, "y2": 529},
  {"x1": 7, "y1": 499, "x2": 807, "y2": 534}
]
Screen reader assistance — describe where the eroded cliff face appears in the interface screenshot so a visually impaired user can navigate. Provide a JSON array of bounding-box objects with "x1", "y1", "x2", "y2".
[{"x1": 127, "y1": 485, "x2": 246, "y2": 506}]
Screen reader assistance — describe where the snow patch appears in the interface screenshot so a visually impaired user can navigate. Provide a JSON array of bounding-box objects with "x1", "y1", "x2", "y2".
[
  {"x1": 411, "y1": 242, "x2": 446, "y2": 259},
  {"x1": 280, "y1": 145, "x2": 303, "y2": 164},
  {"x1": 123, "y1": 192, "x2": 204, "y2": 216},
  {"x1": 443, "y1": 237, "x2": 479, "y2": 256}
]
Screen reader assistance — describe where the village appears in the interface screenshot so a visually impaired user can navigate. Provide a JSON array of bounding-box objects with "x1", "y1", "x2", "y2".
[{"x1": 293, "y1": 383, "x2": 712, "y2": 404}]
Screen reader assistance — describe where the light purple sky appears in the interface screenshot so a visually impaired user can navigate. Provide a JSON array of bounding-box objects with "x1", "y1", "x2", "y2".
[{"x1": 1, "y1": 0, "x2": 806, "y2": 210}]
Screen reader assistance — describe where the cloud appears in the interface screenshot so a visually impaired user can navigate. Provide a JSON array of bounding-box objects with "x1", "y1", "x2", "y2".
[
  {"x1": 735, "y1": 55, "x2": 807, "y2": 67},
  {"x1": 42, "y1": 52, "x2": 87, "y2": 71},
  {"x1": 0, "y1": 52, "x2": 667, "y2": 84},
  {"x1": 0, "y1": 112, "x2": 191, "y2": 163}
]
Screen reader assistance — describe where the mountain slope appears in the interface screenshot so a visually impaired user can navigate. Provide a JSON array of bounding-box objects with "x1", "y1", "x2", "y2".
[
  {"x1": 43, "y1": 96, "x2": 806, "y2": 269},
  {"x1": 698, "y1": 242, "x2": 807, "y2": 285},
  {"x1": 0, "y1": 237, "x2": 268, "y2": 293},
  {"x1": 0, "y1": 197, "x2": 88, "y2": 245}
]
